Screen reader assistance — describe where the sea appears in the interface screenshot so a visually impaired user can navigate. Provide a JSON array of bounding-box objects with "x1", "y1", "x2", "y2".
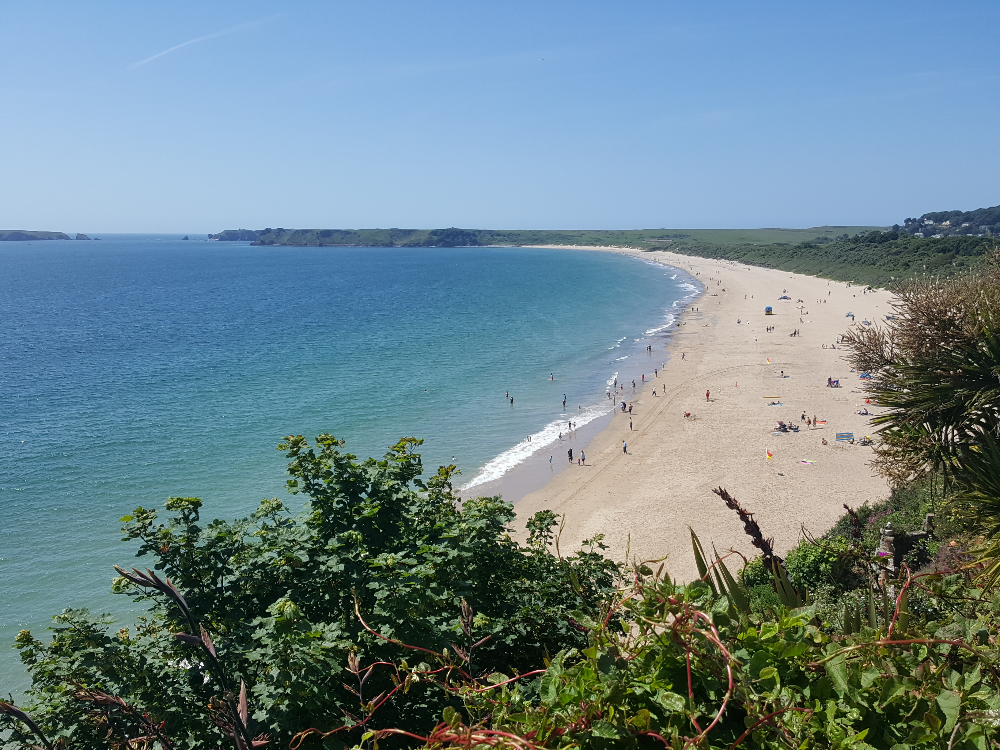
[{"x1": 0, "y1": 235, "x2": 698, "y2": 693}]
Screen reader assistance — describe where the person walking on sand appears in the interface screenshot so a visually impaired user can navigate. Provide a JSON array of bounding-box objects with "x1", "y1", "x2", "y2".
[
  {"x1": 581, "y1": 451, "x2": 585, "y2": 464},
  {"x1": 628, "y1": 403, "x2": 633, "y2": 415},
  {"x1": 623, "y1": 440, "x2": 628, "y2": 454},
  {"x1": 682, "y1": 353, "x2": 685, "y2": 360},
  {"x1": 706, "y1": 389, "x2": 710, "y2": 401},
  {"x1": 630, "y1": 419, "x2": 633, "y2": 430},
  {"x1": 568, "y1": 448, "x2": 573, "y2": 462}
]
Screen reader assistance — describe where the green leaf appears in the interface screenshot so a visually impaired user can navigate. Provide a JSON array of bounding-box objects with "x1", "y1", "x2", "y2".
[
  {"x1": 827, "y1": 655, "x2": 849, "y2": 695},
  {"x1": 759, "y1": 666, "x2": 778, "y2": 681},
  {"x1": 591, "y1": 720, "x2": 621, "y2": 739},
  {"x1": 689, "y1": 529, "x2": 718, "y2": 596},
  {"x1": 442, "y1": 706, "x2": 461, "y2": 729},
  {"x1": 924, "y1": 709, "x2": 942, "y2": 733},
  {"x1": 656, "y1": 689, "x2": 687, "y2": 713},
  {"x1": 936, "y1": 690, "x2": 961, "y2": 733}
]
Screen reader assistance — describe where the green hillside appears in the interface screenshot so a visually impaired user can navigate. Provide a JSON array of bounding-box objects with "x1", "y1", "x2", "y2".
[
  {"x1": 0, "y1": 230, "x2": 71, "y2": 241},
  {"x1": 663, "y1": 231, "x2": 995, "y2": 287},
  {"x1": 208, "y1": 225, "x2": 884, "y2": 249},
  {"x1": 208, "y1": 211, "x2": 998, "y2": 287}
]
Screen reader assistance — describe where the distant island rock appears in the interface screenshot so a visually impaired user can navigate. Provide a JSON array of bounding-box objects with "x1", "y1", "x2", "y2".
[
  {"x1": 0, "y1": 230, "x2": 72, "y2": 241},
  {"x1": 182, "y1": 236, "x2": 190, "y2": 241},
  {"x1": 75, "y1": 233, "x2": 91, "y2": 240}
]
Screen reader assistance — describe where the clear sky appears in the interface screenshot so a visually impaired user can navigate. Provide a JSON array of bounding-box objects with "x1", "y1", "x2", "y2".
[{"x1": 1, "y1": 1, "x2": 997, "y2": 233}]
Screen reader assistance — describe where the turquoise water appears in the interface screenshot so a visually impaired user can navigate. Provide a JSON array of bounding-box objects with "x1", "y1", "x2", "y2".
[{"x1": 0, "y1": 237, "x2": 695, "y2": 692}]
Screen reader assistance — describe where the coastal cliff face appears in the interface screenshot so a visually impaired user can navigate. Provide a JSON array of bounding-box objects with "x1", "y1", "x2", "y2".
[{"x1": 0, "y1": 230, "x2": 72, "y2": 241}]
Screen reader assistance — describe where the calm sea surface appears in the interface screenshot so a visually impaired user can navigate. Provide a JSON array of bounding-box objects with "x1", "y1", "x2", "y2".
[{"x1": 0, "y1": 236, "x2": 695, "y2": 692}]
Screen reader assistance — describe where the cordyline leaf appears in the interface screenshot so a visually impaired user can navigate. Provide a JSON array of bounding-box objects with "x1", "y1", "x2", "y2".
[
  {"x1": 713, "y1": 543, "x2": 749, "y2": 612},
  {"x1": 113, "y1": 565, "x2": 151, "y2": 588},
  {"x1": 689, "y1": 528, "x2": 718, "y2": 596},
  {"x1": 200, "y1": 624, "x2": 217, "y2": 658},
  {"x1": 0, "y1": 701, "x2": 55, "y2": 750},
  {"x1": 173, "y1": 633, "x2": 203, "y2": 646},
  {"x1": 239, "y1": 680, "x2": 248, "y2": 728}
]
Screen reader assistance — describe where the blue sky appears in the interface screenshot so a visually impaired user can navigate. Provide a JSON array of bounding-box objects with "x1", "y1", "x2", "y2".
[{"x1": 1, "y1": 1, "x2": 997, "y2": 232}]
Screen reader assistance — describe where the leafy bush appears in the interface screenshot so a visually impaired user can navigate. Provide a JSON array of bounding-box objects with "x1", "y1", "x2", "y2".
[
  {"x1": 784, "y1": 538, "x2": 852, "y2": 591},
  {"x1": 3, "y1": 435, "x2": 618, "y2": 748}
]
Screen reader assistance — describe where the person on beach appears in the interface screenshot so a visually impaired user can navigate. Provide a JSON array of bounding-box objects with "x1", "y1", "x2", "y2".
[
  {"x1": 628, "y1": 404, "x2": 633, "y2": 415},
  {"x1": 682, "y1": 353, "x2": 685, "y2": 360},
  {"x1": 623, "y1": 440, "x2": 628, "y2": 454},
  {"x1": 630, "y1": 419, "x2": 633, "y2": 430},
  {"x1": 581, "y1": 451, "x2": 585, "y2": 464},
  {"x1": 568, "y1": 448, "x2": 573, "y2": 461},
  {"x1": 706, "y1": 389, "x2": 710, "y2": 401}
]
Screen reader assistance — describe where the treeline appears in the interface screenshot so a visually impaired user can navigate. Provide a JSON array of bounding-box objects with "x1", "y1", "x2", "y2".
[
  {"x1": 665, "y1": 231, "x2": 995, "y2": 287},
  {"x1": 900, "y1": 203, "x2": 1000, "y2": 238},
  {"x1": 209, "y1": 226, "x2": 688, "y2": 248}
]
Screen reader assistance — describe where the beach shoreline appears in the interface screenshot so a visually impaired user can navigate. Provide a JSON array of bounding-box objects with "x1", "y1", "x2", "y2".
[
  {"x1": 458, "y1": 248, "x2": 701, "y2": 506},
  {"x1": 512, "y1": 246, "x2": 892, "y2": 583}
]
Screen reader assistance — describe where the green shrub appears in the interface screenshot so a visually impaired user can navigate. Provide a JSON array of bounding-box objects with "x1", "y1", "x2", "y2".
[{"x1": 784, "y1": 538, "x2": 852, "y2": 591}]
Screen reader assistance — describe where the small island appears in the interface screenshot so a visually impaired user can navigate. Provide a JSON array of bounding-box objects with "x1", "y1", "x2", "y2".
[{"x1": 75, "y1": 233, "x2": 91, "y2": 240}]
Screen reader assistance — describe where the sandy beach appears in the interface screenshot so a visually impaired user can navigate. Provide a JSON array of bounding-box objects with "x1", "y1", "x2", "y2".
[{"x1": 516, "y1": 247, "x2": 892, "y2": 582}]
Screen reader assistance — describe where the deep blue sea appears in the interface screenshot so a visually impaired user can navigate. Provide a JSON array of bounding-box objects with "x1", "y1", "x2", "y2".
[{"x1": 0, "y1": 236, "x2": 696, "y2": 692}]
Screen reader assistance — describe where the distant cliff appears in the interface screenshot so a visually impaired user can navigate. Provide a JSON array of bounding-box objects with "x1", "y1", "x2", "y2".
[
  {"x1": 0, "y1": 230, "x2": 72, "y2": 241},
  {"x1": 208, "y1": 229, "x2": 260, "y2": 241},
  {"x1": 209, "y1": 227, "x2": 678, "y2": 248}
]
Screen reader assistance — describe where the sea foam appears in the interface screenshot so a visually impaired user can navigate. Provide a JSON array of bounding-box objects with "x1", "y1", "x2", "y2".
[{"x1": 461, "y1": 404, "x2": 611, "y2": 489}]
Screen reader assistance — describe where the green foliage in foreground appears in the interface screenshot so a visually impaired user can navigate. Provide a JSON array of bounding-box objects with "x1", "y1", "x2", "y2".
[
  {"x1": 450, "y1": 562, "x2": 1000, "y2": 750},
  {"x1": 3, "y1": 436, "x2": 616, "y2": 749}
]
